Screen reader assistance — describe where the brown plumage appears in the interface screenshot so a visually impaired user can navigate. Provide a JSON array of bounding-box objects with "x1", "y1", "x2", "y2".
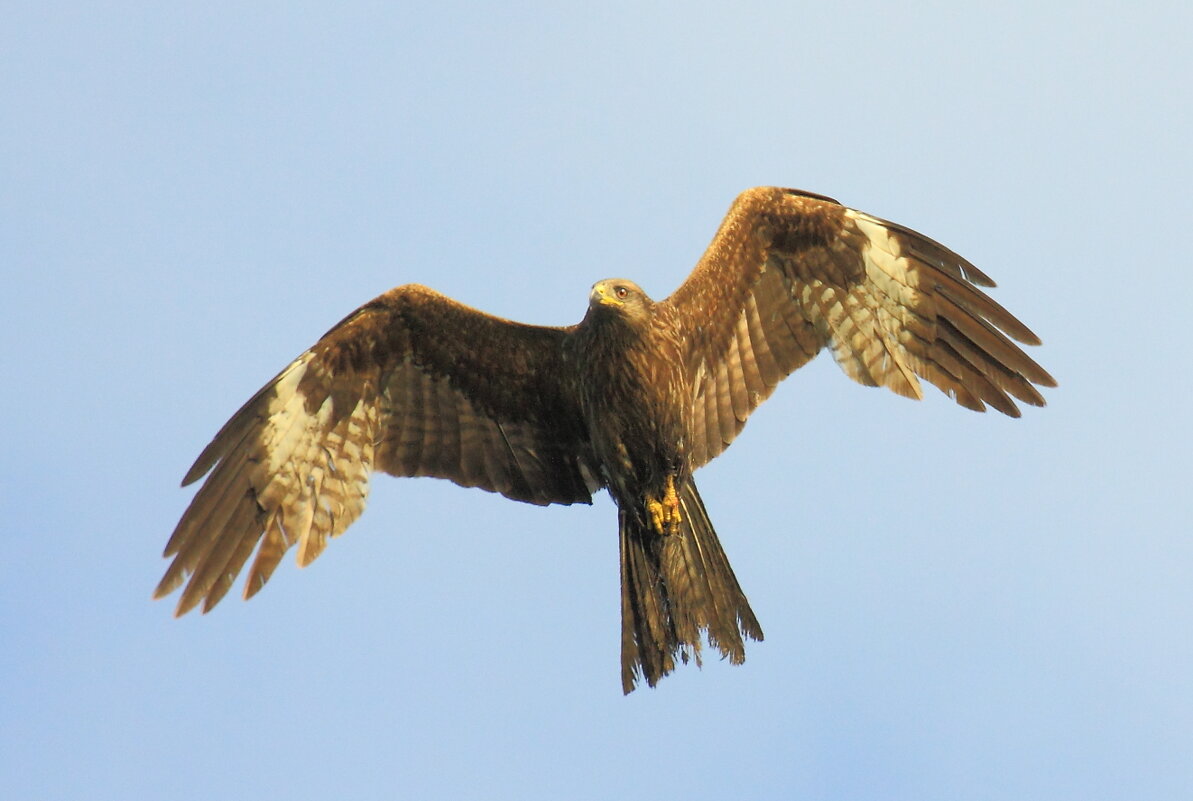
[{"x1": 157, "y1": 187, "x2": 1055, "y2": 692}]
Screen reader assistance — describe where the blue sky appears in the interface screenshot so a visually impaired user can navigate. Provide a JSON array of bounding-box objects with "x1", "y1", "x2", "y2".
[{"x1": 3, "y1": 2, "x2": 1190, "y2": 799}]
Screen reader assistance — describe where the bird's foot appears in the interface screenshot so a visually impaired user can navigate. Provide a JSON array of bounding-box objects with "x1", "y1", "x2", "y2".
[{"x1": 647, "y1": 476, "x2": 683, "y2": 536}]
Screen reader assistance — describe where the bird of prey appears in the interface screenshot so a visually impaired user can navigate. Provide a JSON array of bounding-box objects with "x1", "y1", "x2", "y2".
[{"x1": 156, "y1": 187, "x2": 1054, "y2": 693}]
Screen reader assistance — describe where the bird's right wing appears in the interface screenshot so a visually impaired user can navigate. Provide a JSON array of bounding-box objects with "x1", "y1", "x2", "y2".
[{"x1": 155, "y1": 285, "x2": 599, "y2": 616}]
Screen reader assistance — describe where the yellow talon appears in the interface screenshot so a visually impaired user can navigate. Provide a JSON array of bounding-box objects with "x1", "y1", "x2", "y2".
[
  {"x1": 647, "y1": 499, "x2": 666, "y2": 534},
  {"x1": 664, "y1": 475, "x2": 681, "y2": 526},
  {"x1": 646, "y1": 476, "x2": 683, "y2": 535}
]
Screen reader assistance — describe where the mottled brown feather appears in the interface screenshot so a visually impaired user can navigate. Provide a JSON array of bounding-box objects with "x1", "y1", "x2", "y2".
[
  {"x1": 664, "y1": 187, "x2": 1056, "y2": 467},
  {"x1": 157, "y1": 286, "x2": 598, "y2": 615}
]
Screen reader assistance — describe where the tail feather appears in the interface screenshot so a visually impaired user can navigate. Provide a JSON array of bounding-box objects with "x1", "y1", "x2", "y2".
[{"x1": 619, "y1": 481, "x2": 763, "y2": 693}]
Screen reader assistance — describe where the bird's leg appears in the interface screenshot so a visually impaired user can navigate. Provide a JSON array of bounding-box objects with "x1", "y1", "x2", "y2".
[
  {"x1": 646, "y1": 475, "x2": 683, "y2": 536},
  {"x1": 663, "y1": 474, "x2": 681, "y2": 530}
]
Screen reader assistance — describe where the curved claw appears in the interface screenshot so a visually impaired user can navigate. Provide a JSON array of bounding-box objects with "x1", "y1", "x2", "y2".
[{"x1": 647, "y1": 476, "x2": 683, "y2": 536}]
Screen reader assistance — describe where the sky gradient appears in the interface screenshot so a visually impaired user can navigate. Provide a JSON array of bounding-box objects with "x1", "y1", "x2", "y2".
[{"x1": 3, "y1": 3, "x2": 1191, "y2": 799}]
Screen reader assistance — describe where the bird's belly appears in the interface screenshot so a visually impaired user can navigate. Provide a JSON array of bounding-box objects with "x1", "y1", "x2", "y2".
[{"x1": 585, "y1": 390, "x2": 687, "y2": 506}]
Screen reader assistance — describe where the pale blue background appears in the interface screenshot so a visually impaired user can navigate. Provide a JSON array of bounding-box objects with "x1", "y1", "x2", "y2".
[{"x1": 3, "y1": 2, "x2": 1190, "y2": 799}]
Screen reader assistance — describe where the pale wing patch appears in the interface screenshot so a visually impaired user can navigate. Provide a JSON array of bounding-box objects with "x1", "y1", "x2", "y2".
[
  {"x1": 157, "y1": 350, "x2": 379, "y2": 614},
  {"x1": 848, "y1": 210, "x2": 929, "y2": 399},
  {"x1": 845, "y1": 209, "x2": 1053, "y2": 414},
  {"x1": 249, "y1": 355, "x2": 377, "y2": 580}
]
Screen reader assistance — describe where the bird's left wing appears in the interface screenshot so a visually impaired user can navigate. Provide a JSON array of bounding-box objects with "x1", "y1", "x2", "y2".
[
  {"x1": 661, "y1": 187, "x2": 1056, "y2": 469},
  {"x1": 155, "y1": 285, "x2": 598, "y2": 615}
]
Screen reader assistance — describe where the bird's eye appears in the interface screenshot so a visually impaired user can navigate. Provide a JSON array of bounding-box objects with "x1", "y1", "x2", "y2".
[{"x1": 615, "y1": 286, "x2": 629, "y2": 299}]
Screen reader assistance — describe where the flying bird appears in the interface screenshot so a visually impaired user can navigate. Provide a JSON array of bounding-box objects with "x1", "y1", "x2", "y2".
[{"x1": 156, "y1": 187, "x2": 1054, "y2": 693}]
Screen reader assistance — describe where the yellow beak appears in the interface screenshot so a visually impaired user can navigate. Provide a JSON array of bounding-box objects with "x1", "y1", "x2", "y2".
[{"x1": 591, "y1": 282, "x2": 619, "y2": 306}]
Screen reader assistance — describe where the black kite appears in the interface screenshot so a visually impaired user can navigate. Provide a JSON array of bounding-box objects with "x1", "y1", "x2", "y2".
[{"x1": 156, "y1": 187, "x2": 1054, "y2": 692}]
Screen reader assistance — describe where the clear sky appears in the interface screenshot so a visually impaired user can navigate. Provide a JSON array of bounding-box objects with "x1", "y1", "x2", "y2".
[{"x1": 3, "y1": 2, "x2": 1191, "y2": 799}]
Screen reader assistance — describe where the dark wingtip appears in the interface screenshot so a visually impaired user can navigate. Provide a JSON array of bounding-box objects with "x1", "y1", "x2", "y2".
[
  {"x1": 781, "y1": 187, "x2": 842, "y2": 205},
  {"x1": 181, "y1": 457, "x2": 211, "y2": 487}
]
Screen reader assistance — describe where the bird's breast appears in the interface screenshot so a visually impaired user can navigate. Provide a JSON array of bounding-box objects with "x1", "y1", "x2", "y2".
[{"x1": 574, "y1": 336, "x2": 690, "y2": 500}]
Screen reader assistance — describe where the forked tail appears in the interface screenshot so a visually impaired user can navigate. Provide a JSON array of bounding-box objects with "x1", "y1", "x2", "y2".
[{"x1": 618, "y1": 480, "x2": 763, "y2": 693}]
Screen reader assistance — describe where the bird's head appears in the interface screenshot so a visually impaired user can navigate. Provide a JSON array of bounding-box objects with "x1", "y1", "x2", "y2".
[{"x1": 589, "y1": 279, "x2": 653, "y2": 322}]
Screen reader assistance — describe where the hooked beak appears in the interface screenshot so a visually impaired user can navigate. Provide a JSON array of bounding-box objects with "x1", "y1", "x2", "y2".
[{"x1": 590, "y1": 282, "x2": 618, "y2": 307}]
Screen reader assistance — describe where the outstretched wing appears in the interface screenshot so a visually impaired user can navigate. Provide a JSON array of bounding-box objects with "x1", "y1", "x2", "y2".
[
  {"x1": 156, "y1": 285, "x2": 598, "y2": 615},
  {"x1": 663, "y1": 187, "x2": 1056, "y2": 468}
]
